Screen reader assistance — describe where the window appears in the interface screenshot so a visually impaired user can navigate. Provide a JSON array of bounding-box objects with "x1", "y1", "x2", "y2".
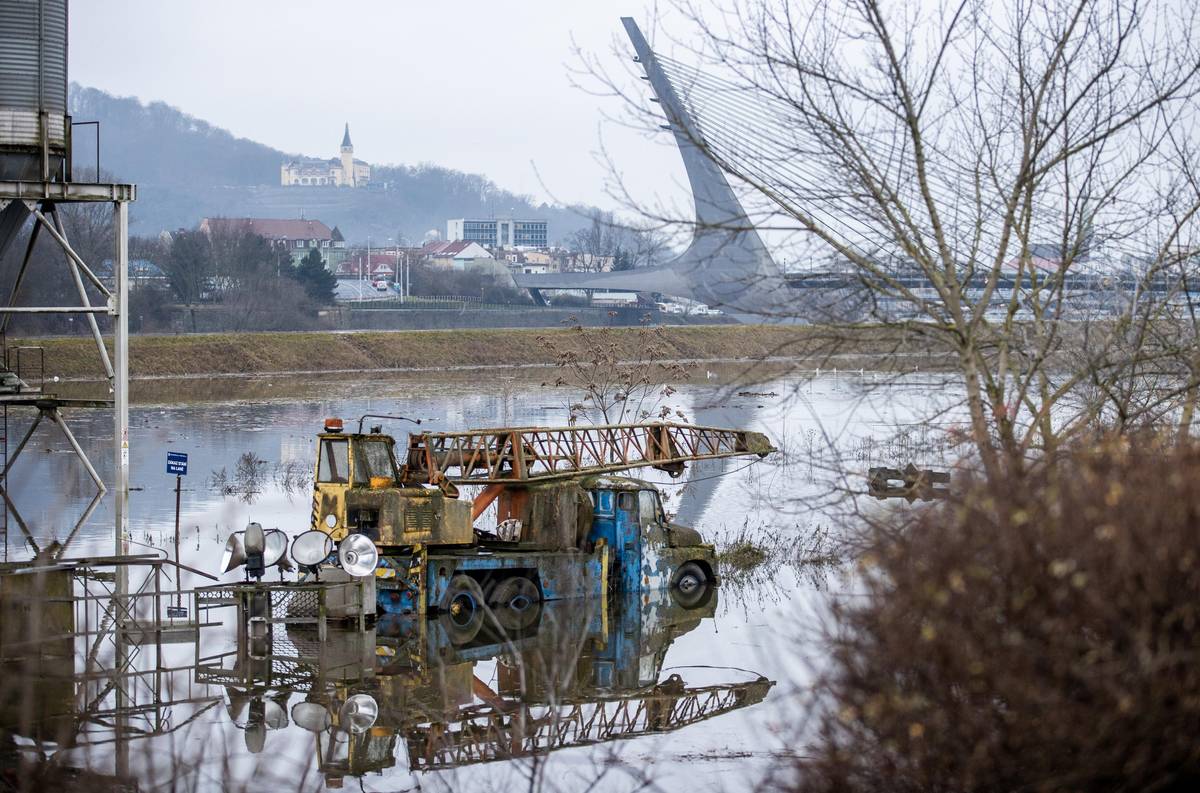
[
  {"x1": 617, "y1": 492, "x2": 635, "y2": 512},
  {"x1": 638, "y1": 490, "x2": 662, "y2": 527},
  {"x1": 353, "y1": 439, "x2": 398, "y2": 485},
  {"x1": 318, "y1": 438, "x2": 349, "y2": 483}
]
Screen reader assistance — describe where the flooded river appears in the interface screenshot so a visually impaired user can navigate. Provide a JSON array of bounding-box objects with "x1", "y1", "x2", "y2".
[{"x1": 0, "y1": 367, "x2": 959, "y2": 791}]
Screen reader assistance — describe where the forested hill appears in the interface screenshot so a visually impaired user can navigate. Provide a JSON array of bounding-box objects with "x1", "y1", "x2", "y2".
[{"x1": 67, "y1": 85, "x2": 595, "y2": 243}]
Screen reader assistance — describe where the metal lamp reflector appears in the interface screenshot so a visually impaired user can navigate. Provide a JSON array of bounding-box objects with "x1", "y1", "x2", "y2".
[
  {"x1": 263, "y1": 699, "x2": 288, "y2": 730},
  {"x1": 339, "y1": 694, "x2": 379, "y2": 734},
  {"x1": 220, "y1": 533, "x2": 246, "y2": 574},
  {"x1": 337, "y1": 534, "x2": 379, "y2": 577},
  {"x1": 291, "y1": 530, "x2": 334, "y2": 568},
  {"x1": 292, "y1": 701, "x2": 332, "y2": 733},
  {"x1": 263, "y1": 529, "x2": 288, "y2": 567},
  {"x1": 244, "y1": 522, "x2": 266, "y2": 556}
]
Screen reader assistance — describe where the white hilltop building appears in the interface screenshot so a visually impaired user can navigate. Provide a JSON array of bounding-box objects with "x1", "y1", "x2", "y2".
[{"x1": 280, "y1": 123, "x2": 371, "y2": 187}]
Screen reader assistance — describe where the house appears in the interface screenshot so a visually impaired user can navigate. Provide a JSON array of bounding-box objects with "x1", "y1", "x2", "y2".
[
  {"x1": 280, "y1": 124, "x2": 371, "y2": 187},
  {"x1": 336, "y1": 253, "x2": 403, "y2": 280},
  {"x1": 199, "y1": 217, "x2": 347, "y2": 266},
  {"x1": 420, "y1": 240, "x2": 494, "y2": 270}
]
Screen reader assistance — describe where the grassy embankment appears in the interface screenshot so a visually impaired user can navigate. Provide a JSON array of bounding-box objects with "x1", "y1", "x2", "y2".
[{"x1": 21, "y1": 324, "x2": 944, "y2": 381}]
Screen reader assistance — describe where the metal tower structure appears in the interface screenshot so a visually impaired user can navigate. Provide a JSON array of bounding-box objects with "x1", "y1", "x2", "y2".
[{"x1": 0, "y1": 0, "x2": 133, "y2": 553}]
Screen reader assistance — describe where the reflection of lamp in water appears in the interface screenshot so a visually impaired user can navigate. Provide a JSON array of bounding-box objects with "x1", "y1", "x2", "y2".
[
  {"x1": 263, "y1": 694, "x2": 289, "y2": 730},
  {"x1": 224, "y1": 686, "x2": 251, "y2": 722},
  {"x1": 226, "y1": 689, "x2": 290, "y2": 753},
  {"x1": 338, "y1": 694, "x2": 379, "y2": 734},
  {"x1": 245, "y1": 697, "x2": 268, "y2": 753},
  {"x1": 292, "y1": 700, "x2": 333, "y2": 733}
]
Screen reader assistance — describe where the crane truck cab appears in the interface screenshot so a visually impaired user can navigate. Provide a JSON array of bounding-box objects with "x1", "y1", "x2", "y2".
[{"x1": 582, "y1": 475, "x2": 715, "y2": 608}]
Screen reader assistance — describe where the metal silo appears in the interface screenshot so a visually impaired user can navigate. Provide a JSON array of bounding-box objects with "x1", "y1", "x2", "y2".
[{"x1": 0, "y1": 0, "x2": 68, "y2": 181}]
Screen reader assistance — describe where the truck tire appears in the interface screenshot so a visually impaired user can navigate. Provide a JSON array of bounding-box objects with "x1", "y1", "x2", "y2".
[
  {"x1": 439, "y1": 575, "x2": 485, "y2": 645},
  {"x1": 488, "y1": 576, "x2": 541, "y2": 612},
  {"x1": 671, "y1": 562, "x2": 711, "y2": 609}
]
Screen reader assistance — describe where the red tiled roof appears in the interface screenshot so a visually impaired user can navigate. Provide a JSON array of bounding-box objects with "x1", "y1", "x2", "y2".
[
  {"x1": 201, "y1": 217, "x2": 333, "y2": 241},
  {"x1": 421, "y1": 240, "x2": 475, "y2": 257}
]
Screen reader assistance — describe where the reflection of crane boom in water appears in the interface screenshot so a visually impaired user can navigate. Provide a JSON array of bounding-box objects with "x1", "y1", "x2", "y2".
[{"x1": 407, "y1": 676, "x2": 772, "y2": 771}]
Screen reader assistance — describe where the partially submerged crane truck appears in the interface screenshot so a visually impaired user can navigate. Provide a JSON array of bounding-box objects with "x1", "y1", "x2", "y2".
[{"x1": 309, "y1": 419, "x2": 774, "y2": 633}]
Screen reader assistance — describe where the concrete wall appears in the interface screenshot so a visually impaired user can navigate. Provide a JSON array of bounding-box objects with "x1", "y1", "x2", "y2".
[{"x1": 331, "y1": 306, "x2": 734, "y2": 331}]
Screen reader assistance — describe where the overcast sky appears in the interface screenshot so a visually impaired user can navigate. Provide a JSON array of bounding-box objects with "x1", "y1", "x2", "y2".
[{"x1": 69, "y1": 1, "x2": 696, "y2": 214}]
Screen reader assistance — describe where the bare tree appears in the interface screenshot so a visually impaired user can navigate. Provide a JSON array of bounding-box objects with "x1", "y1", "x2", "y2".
[
  {"x1": 565, "y1": 209, "x2": 674, "y2": 271},
  {"x1": 587, "y1": 0, "x2": 1200, "y2": 475}
]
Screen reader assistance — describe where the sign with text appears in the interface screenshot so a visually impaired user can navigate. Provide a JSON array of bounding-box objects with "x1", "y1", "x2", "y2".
[{"x1": 166, "y1": 451, "x2": 188, "y2": 476}]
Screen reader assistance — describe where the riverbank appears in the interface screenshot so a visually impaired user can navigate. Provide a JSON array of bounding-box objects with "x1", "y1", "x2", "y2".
[{"x1": 18, "y1": 324, "x2": 943, "y2": 383}]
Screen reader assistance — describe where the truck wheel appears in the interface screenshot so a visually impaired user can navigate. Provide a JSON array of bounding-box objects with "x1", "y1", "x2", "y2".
[
  {"x1": 671, "y1": 562, "x2": 711, "y2": 609},
  {"x1": 488, "y1": 576, "x2": 541, "y2": 612},
  {"x1": 439, "y1": 575, "x2": 485, "y2": 645}
]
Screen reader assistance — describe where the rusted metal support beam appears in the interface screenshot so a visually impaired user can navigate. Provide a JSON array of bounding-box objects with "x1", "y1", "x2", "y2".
[
  {"x1": 47, "y1": 407, "x2": 105, "y2": 491},
  {"x1": 470, "y1": 483, "x2": 505, "y2": 521},
  {"x1": 47, "y1": 205, "x2": 114, "y2": 380},
  {"x1": 34, "y1": 206, "x2": 113, "y2": 299}
]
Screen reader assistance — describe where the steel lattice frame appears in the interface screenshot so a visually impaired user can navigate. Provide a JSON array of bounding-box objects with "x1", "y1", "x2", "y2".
[{"x1": 402, "y1": 422, "x2": 775, "y2": 487}]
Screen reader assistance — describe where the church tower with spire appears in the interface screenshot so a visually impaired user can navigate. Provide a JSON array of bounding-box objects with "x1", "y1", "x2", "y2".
[
  {"x1": 339, "y1": 123, "x2": 355, "y2": 187},
  {"x1": 280, "y1": 124, "x2": 370, "y2": 187}
]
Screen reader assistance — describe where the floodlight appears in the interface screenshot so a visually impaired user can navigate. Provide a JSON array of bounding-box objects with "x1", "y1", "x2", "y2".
[
  {"x1": 292, "y1": 530, "x2": 334, "y2": 568},
  {"x1": 245, "y1": 522, "x2": 265, "y2": 554},
  {"x1": 244, "y1": 722, "x2": 267, "y2": 754},
  {"x1": 224, "y1": 686, "x2": 250, "y2": 722},
  {"x1": 292, "y1": 701, "x2": 332, "y2": 733},
  {"x1": 337, "y1": 534, "x2": 379, "y2": 578},
  {"x1": 263, "y1": 529, "x2": 288, "y2": 567},
  {"x1": 244, "y1": 522, "x2": 266, "y2": 579},
  {"x1": 338, "y1": 694, "x2": 378, "y2": 734},
  {"x1": 220, "y1": 533, "x2": 246, "y2": 574},
  {"x1": 263, "y1": 698, "x2": 288, "y2": 730}
]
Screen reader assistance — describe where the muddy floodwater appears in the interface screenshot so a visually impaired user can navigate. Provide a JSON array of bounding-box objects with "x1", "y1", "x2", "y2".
[{"x1": 0, "y1": 368, "x2": 959, "y2": 792}]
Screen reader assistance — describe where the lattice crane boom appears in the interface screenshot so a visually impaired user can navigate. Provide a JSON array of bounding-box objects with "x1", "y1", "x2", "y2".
[{"x1": 400, "y1": 422, "x2": 775, "y2": 493}]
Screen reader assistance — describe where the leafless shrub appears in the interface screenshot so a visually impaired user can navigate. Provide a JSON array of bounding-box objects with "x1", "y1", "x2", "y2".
[
  {"x1": 209, "y1": 452, "x2": 270, "y2": 503},
  {"x1": 785, "y1": 434, "x2": 1200, "y2": 792},
  {"x1": 537, "y1": 316, "x2": 693, "y2": 424},
  {"x1": 272, "y1": 459, "x2": 311, "y2": 495},
  {"x1": 714, "y1": 520, "x2": 839, "y2": 608}
]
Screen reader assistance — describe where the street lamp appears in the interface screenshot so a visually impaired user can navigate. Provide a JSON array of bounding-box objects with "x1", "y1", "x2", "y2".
[
  {"x1": 387, "y1": 237, "x2": 399, "y2": 300},
  {"x1": 363, "y1": 236, "x2": 370, "y2": 301}
]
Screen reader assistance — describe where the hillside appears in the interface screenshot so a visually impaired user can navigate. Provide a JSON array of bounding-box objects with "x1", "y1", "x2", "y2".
[{"x1": 67, "y1": 85, "x2": 596, "y2": 243}]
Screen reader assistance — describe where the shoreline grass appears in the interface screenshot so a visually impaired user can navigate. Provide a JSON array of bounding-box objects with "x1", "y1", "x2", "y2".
[{"x1": 16, "y1": 324, "x2": 946, "y2": 382}]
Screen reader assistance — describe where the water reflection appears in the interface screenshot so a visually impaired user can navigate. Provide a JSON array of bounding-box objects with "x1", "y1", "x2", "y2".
[
  {"x1": 0, "y1": 556, "x2": 773, "y2": 791},
  {"x1": 202, "y1": 587, "x2": 772, "y2": 784},
  {"x1": 0, "y1": 369, "x2": 948, "y2": 789}
]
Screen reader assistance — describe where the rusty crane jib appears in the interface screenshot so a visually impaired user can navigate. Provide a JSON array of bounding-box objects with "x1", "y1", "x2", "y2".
[
  {"x1": 400, "y1": 422, "x2": 775, "y2": 494},
  {"x1": 405, "y1": 676, "x2": 774, "y2": 771}
]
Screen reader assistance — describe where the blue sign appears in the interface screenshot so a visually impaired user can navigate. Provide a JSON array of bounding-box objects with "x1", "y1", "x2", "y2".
[{"x1": 166, "y1": 451, "x2": 188, "y2": 476}]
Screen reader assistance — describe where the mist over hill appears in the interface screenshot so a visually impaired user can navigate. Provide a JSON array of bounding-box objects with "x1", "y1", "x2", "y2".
[{"x1": 67, "y1": 85, "x2": 597, "y2": 243}]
